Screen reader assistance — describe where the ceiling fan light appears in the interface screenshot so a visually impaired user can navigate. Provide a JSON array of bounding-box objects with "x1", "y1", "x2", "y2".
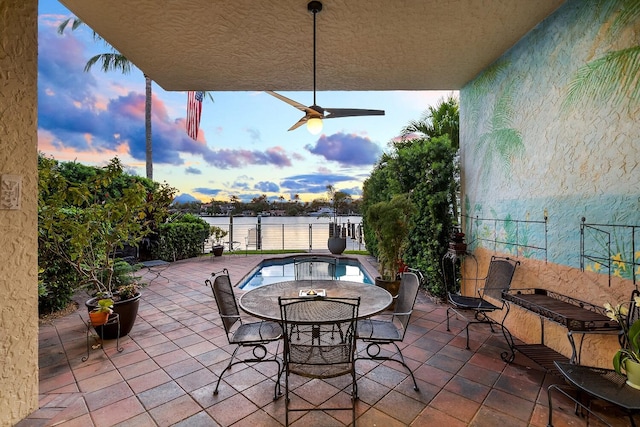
[{"x1": 307, "y1": 117, "x2": 323, "y2": 135}]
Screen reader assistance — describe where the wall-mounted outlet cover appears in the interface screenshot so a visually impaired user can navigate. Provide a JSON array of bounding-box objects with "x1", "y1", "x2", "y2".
[{"x1": 0, "y1": 174, "x2": 22, "y2": 210}]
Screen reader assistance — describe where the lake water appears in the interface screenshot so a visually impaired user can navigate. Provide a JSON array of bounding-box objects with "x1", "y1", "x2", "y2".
[{"x1": 201, "y1": 215, "x2": 366, "y2": 252}]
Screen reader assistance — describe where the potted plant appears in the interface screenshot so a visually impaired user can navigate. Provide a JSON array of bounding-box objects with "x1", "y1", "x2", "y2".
[
  {"x1": 210, "y1": 226, "x2": 228, "y2": 257},
  {"x1": 604, "y1": 296, "x2": 640, "y2": 389},
  {"x1": 38, "y1": 157, "x2": 152, "y2": 339},
  {"x1": 364, "y1": 193, "x2": 415, "y2": 303},
  {"x1": 325, "y1": 185, "x2": 351, "y2": 255},
  {"x1": 89, "y1": 298, "x2": 114, "y2": 327}
]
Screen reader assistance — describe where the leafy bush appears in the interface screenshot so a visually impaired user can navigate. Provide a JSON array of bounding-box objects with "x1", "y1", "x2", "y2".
[
  {"x1": 37, "y1": 154, "x2": 176, "y2": 312},
  {"x1": 362, "y1": 97, "x2": 459, "y2": 298},
  {"x1": 38, "y1": 254, "x2": 82, "y2": 314},
  {"x1": 153, "y1": 214, "x2": 209, "y2": 261}
]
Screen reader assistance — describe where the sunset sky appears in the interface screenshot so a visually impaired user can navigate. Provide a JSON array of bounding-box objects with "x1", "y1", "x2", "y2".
[{"x1": 38, "y1": 0, "x2": 457, "y2": 203}]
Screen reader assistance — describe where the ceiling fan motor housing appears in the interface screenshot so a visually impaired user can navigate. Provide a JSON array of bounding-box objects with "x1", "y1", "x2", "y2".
[{"x1": 308, "y1": 1, "x2": 323, "y2": 14}]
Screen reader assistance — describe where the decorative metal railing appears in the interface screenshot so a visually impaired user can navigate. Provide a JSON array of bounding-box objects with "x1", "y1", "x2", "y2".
[
  {"x1": 203, "y1": 220, "x2": 366, "y2": 253},
  {"x1": 580, "y1": 217, "x2": 639, "y2": 288},
  {"x1": 463, "y1": 214, "x2": 548, "y2": 261}
]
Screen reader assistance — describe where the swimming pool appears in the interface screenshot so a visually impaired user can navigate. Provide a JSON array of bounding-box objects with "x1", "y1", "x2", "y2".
[{"x1": 239, "y1": 256, "x2": 374, "y2": 290}]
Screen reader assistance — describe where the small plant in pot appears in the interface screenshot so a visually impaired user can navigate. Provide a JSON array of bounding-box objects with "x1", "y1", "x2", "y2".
[
  {"x1": 210, "y1": 226, "x2": 228, "y2": 257},
  {"x1": 604, "y1": 296, "x2": 640, "y2": 389},
  {"x1": 364, "y1": 193, "x2": 415, "y2": 306},
  {"x1": 89, "y1": 298, "x2": 114, "y2": 326}
]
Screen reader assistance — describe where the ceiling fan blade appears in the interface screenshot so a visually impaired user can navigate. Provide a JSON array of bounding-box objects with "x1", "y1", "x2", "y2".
[
  {"x1": 324, "y1": 108, "x2": 386, "y2": 119},
  {"x1": 265, "y1": 91, "x2": 309, "y2": 112},
  {"x1": 288, "y1": 116, "x2": 308, "y2": 131}
]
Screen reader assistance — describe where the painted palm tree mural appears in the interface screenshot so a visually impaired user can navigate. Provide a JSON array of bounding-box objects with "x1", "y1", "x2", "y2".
[
  {"x1": 563, "y1": 0, "x2": 640, "y2": 110},
  {"x1": 464, "y1": 60, "x2": 525, "y2": 188},
  {"x1": 473, "y1": 81, "x2": 524, "y2": 185}
]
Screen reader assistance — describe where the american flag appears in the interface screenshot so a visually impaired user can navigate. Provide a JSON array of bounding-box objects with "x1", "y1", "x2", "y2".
[{"x1": 186, "y1": 91, "x2": 204, "y2": 140}]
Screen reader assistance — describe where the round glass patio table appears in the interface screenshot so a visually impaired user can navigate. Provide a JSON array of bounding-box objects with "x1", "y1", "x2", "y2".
[{"x1": 239, "y1": 280, "x2": 392, "y2": 321}]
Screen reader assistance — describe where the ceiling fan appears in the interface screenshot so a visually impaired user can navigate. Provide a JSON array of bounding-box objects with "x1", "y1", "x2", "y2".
[{"x1": 266, "y1": 1, "x2": 385, "y2": 134}]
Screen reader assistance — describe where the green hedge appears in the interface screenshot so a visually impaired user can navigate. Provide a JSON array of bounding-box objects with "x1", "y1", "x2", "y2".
[{"x1": 153, "y1": 214, "x2": 209, "y2": 261}]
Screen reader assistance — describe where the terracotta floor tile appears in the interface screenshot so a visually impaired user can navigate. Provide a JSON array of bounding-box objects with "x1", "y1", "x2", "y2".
[
  {"x1": 224, "y1": 365, "x2": 274, "y2": 392},
  {"x1": 292, "y1": 378, "x2": 341, "y2": 406},
  {"x1": 207, "y1": 392, "x2": 260, "y2": 426},
  {"x1": 413, "y1": 364, "x2": 454, "y2": 388},
  {"x1": 373, "y1": 389, "x2": 426, "y2": 425},
  {"x1": 469, "y1": 406, "x2": 530, "y2": 427},
  {"x1": 426, "y1": 353, "x2": 466, "y2": 373},
  {"x1": 483, "y1": 388, "x2": 535, "y2": 422},
  {"x1": 32, "y1": 255, "x2": 603, "y2": 427},
  {"x1": 117, "y1": 358, "x2": 160, "y2": 381},
  {"x1": 430, "y1": 389, "x2": 481, "y2": 423},
  {"x1": 443, "y1": 375, "x2": 490, "y2": 403},
  {"x1": 172, "y1": 411, "x2": 221, "y2": 427},
  {"x1": 494, "y1": 372, "x2": 542, "y2": 402},
  {"x1": 410, "y1": 406, "x2": 468, "y2": 427},
  {"x1": 175, "y1": 367, "x2": 218, "y2": 393},
  {"x1": 456, "y1": 362, "x2": 500, "y2": 387},
  {"x1": 83, "y1": 381, "x2": 133, "y2": 411},
  {"x1": 163, "y1": 357, "x2": 206, "y2": 379},
  {"x1": 127, "y1": 369, "x2": 172, "y2": 394},
  {"x1": 137, "y1": 380, "x2": 186, "y2": 410},
  {"x1": 76, "y1": 370, "x2": 123, "y2": 393},
  {"x1": 152, "y1": 348, "x2": 192, "y2": 368},
  {"x1": 89, "y1": 395, "x2": 145, "y2": 427},
  {"x1": 148, "y1": 394, "x2": 202, "y2": 425}
]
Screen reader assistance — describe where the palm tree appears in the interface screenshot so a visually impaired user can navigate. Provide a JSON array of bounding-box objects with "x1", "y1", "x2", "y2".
[
  {"x1": 401, "y1": 94, "x2": 460, "y2": 149},
  {"x1": 58, "y1": 20, "x2": 214, "y2": 181},
  {"x1": 58, "y1": 18, "x2": 155, "y2": 180}
]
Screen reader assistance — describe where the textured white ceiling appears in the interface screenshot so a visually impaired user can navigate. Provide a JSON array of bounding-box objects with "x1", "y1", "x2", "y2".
[{"x1": 59, "y1": 0, "x2": 565, "y2": 92}]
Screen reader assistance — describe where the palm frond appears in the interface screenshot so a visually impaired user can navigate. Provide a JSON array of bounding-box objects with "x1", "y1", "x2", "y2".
[
  {"x1": 563, "y1": 46, "x2": 640, "y2": 110},
  {"x1": 84, "y1": 53, "x2": 132, "y2": 75},
  {"x1": 491, "y1": 82, "x2": 516, "y2": 131},
  {"x1": 605, "y1": 0, "x2": 640, "y2": 39}
]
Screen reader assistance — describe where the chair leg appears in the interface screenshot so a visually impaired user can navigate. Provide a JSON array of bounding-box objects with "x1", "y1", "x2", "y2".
[
  {"x1": 214, "y1": 347, "x2": 283, "y2": 400},
  {"x1": 359, "y1": 342, "x2": 419, "y2": 391},
  {"x1": 214, "y1": 346, "x2": 240, "y2": 395}
]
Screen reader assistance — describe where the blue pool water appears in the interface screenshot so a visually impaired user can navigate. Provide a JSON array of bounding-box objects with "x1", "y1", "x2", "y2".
[{"x1": 239, "y1": 256, "x2": 374, "y2": 290}]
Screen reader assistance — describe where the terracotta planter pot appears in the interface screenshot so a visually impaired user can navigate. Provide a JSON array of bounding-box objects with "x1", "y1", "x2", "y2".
[
  {"x1": 86, "y1": 292, "x2": 141, "y2": 339},
  {"x1": 89, "y1": 311, "x2": 109, "y2": 326},
  {"x1": 625, "y1": 359, "x2": 640, "y2": 390}
]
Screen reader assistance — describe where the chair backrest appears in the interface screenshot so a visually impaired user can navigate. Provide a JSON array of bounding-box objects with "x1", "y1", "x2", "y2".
[
  {"x1": 393, "y1": 271, "x2": 421, "y2": 333},
  {"x1": 279, "y1": 297, "x2": 360, "y2": 376},
  {"x1": 294, "y1": 257, "x2": 337, "y2": 280},
  {"x1": 482, "y1": 256, "x2": 520, "y2": 300},
  {"x1": 246, "y1": 228, "x2": 257, "y2": 247},
  {"x1": 205, "y1": 269, "x2": 240, "y2": 334}
]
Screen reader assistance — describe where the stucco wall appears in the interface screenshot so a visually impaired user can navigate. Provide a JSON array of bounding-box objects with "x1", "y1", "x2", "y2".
[
  {"x1": 0, "y1": 0, "x2": 39, "y2": 425},
  {"x1": 459, "y1": 0, "x2": 639, "y2": 367}
]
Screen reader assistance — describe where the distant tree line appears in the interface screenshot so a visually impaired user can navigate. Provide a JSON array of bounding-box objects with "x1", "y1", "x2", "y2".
[{"x1": 173, "y1": 193, "x2": 364, "y2": 217}]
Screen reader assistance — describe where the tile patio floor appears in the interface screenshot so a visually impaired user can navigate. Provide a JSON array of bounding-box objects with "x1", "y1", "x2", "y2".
[{"x1": 20, "y1": 254, "x2": 633, "y2": 426}]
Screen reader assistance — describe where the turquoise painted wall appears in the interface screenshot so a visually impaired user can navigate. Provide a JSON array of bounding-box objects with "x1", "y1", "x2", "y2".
[{"x1": 460, "y1": 0, "x2": 640, "y2": 281}]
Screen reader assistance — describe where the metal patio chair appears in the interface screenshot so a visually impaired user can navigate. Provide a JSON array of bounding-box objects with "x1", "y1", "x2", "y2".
[
  {"x1": 279, "y1": 296, "x2": 360, "y2": 426},
  {"x1": 356, "y1": 271, "x2": 421, "y2": 391},
  {"x1": 205, "y1": 269, "x2": 283, "y2": 399},
  {"x1": 445, "y1": 255, "x2": 520, "y2": 349}
]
